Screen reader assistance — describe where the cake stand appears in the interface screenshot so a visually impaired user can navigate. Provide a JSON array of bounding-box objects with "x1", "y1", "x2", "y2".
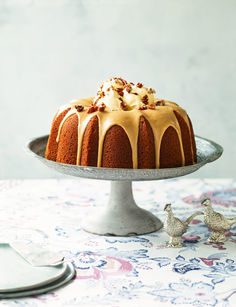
[{"x1": 27, "y1": 135, "x2": 223, "y2": 236}]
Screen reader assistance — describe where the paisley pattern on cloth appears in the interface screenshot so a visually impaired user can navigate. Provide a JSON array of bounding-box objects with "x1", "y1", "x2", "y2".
[{"x1": 0, "y1": 178, "x2": 236, "y2": 306}]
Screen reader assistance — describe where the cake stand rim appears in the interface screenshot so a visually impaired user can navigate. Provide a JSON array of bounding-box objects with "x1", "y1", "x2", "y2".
[{"x1": 26, "y1": 134, "x2": 223, "y2": 181}]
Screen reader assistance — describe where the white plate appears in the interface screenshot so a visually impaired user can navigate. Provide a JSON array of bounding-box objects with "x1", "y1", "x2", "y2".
[
  {"x1": 0, "y1": 244, "x2": 67, "y2": 293},
  {"x1": 0, "y1": 262, "x2": 75, "y2": 298}
]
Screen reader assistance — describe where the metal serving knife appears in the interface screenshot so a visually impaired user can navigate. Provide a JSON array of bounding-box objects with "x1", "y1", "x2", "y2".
[{"x1": 9, "y1": 242, "x2": 64, "y2": 267}]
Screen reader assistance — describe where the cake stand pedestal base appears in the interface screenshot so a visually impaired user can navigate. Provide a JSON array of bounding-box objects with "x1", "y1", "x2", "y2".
[{"x1": 82, "y1": 181, "x2": 163, "y2": 236}]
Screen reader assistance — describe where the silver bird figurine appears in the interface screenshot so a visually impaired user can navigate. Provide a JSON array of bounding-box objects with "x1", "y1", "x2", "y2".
[
  {"x1": 202, "y1": 198, "x2": 236, "y2": 242},
  {"x1": 164, "y1": 204, "x2": 203, "y2": 248}
]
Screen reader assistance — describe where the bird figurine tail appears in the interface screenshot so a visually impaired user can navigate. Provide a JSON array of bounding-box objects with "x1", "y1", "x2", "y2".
[
  {"x1": 184, "y1": 211, "x2": 203, "y2": 227},
  {"x1": 228, "y1": 216, "x2": 236, "y2": 226}
]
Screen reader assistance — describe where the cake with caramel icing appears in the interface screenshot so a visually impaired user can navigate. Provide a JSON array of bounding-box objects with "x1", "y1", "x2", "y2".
[{"x1": 45, "y1": 77, "x2": 197, "y2": 168}]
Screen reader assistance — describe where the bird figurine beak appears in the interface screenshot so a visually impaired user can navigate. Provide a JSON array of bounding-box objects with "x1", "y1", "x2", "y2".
[
  {"x1": 164, "y1": 204, "x2": 171, "y2": 211},
  {"x1": 201, "y1": 198, "x2": 210, "y2": 206}
]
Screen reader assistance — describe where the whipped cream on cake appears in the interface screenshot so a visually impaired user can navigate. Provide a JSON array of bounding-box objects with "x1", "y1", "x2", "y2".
[{"x1": 93, "y1": 77, "x2": 157, "y2": 111}]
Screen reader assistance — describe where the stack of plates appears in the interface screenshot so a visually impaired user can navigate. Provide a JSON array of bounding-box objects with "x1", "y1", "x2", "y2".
[{"x1": 0, "y1": 244, "x2": 75, "y2": 298}]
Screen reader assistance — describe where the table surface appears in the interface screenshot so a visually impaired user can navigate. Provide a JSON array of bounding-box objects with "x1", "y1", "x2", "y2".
[{"x1": 1, "y1": 178, "x2": 236, "y2": 307}]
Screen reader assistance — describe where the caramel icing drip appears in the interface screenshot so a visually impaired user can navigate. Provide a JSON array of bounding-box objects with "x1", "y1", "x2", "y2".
[
  {"x1": 56, "y1": 98, "x2": 194, "y2": 168},
  {"x1": 56, "y1": 97, "x2": 94, "y2": 119}
]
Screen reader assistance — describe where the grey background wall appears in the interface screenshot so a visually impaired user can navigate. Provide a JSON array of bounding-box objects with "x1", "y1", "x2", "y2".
[{"x1": 0, "y1": 0, "x2": 235, "y2": 179}]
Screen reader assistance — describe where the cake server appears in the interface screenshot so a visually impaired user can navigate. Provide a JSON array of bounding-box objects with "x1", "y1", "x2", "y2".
[{"x1": 9, "y1": 242, "x2": 64, "y2": 267}]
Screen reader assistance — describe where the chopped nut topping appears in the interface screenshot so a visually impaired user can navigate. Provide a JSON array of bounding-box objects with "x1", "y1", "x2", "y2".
[
  {"x1": 98, "y1": 91, "x2": 105, "y2": 97},
  {"x1": 87, "y1": 106, "x2": 98, "y2": 113},
  {"x1": 116, "y1": 88, "x2": 124, "y2": 97},
  {"x1": 148, "y1": 88, "x2": 156, "y2": 94},
  {"x1": 95, "y1": 78, "x2": 157, "y2": 111},
  {"x1": 94, "y1": 96, "x2": 101, "y2": 105},
  {"x1": 136, "y1": 82, "x2": 143, "y2": 88},
  {"x1": 142, "y1": 95, "x2": 148, "y2": 105},
  {"x1": 147, "y1": 104, "x2": 155, "y2": 110},
  {"x1": 156, "y1": 99, "x2": 165, "y2": 106},
  {"x1": 114, "y1": 77, "x2": 127, "y2": 85},
  {"x1": 124, "y1": 84, "x2": 132, "y2": 93},
  {"x1": 120, "y1": 100, "x2": 127, "y2": 110},
  {"x1": 75, "y1": 105, "x2": 84, "y2": 112},
  {"x1": 118, "y1": 78, "x2": 127, "y2": 85},
  {"x1": 139, "y1": 106, "x2": 147, "y2": 110},
  {"x1": 98, "y1": 103, "x2": 106, "y2": 112}
]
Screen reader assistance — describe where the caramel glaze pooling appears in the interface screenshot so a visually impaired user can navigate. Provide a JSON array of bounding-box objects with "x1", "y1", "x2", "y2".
[{"x1": 56, "y1": 97, "x2": 194, "y2": 168}]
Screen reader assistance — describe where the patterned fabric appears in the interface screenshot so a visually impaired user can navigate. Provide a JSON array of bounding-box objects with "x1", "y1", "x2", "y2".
[{"x1": 0, "y1": 179, "x2": 236, "y2": 306}]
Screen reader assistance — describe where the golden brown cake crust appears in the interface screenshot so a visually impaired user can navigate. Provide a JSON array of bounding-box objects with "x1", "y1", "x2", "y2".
[
  {"x1": 160, "y1": 126, "x2": 182, "y2": 168},
  {"x1": 187, "y1": 115, "x2": 197, "y2": 163},
  {"x1": 138, "y1": 116, "x2": 155, "y2": 169},
  {"x1": 80, "y1": 116, "x2": 99, "y2": 167},
  {"x1": 174, "y1": 110, "x2": 193, "y2": 166},
  {"x1": 102, "y1": 125, "x2": 133, "y2": 168},
  {"x1": 45, "y1": 108, "x2": 70, "y2": 161},
  {"x1": 56, "y1": 114, "x2": 78, "y2": 164}
]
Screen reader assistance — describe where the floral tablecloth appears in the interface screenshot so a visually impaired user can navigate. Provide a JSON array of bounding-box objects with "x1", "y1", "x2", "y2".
[{"x1": 0, "y1": 178, "x2": 236, "y2": 307}]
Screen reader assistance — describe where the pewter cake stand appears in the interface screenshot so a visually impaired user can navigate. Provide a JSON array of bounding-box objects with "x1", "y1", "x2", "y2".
[{"x1": 27, "y1": 135, "x2": 223, "y2": 236}]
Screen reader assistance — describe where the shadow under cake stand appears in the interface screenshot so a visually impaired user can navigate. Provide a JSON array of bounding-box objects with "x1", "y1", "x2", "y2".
[{"x1": 27, "y1": 135, "x2": 223, "y2": 236}]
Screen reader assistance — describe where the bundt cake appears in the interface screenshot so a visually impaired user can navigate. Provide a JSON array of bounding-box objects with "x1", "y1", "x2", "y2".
[{"x1": 45, "y1": 78, "x2": 197, "y2": 169}]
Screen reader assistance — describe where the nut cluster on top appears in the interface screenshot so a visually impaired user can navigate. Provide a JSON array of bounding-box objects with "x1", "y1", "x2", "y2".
[{"x1": 75, "y1": 77, "x2": 166, "y2": 113}]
